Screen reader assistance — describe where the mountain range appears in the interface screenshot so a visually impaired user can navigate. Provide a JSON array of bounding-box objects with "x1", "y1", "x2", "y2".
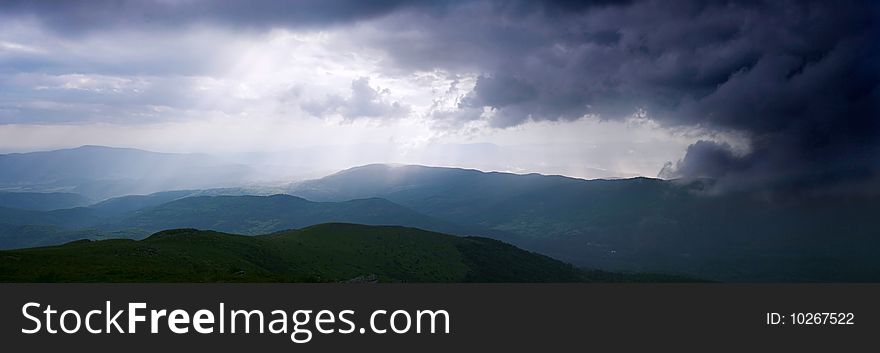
[{"x1": 1, "y1": 146, "x2": 878, "y2": 282}]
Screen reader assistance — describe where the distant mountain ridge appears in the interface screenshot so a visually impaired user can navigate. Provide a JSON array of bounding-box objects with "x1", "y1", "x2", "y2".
[
  {"x1": 0, "y1": 193, "x2": 488, "y2": 250},
  {"x1": 0, "y1": 145, "x2": 253, "y2": 199},
  {"x1": 118, "y1": 194, "x2": 480, "y2": 236},
  {"x1": 0, "y1": 192, "x2": 91, "y2": 211}
]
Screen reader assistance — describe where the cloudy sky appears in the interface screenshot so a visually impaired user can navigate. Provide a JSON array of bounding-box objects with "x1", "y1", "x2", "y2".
[{"x1": 0, "y1": 0, "x2": 877, "y2": 187}]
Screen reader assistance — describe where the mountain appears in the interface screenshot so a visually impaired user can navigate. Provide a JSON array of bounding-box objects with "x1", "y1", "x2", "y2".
[
  {"x1": 0, "y1": 206, "x2": 101, "y2": 229},
  {"x1": 87, "y1": 190, "x2": 197, "y2": 217},
  {"x1": 87, "y1": 187, "x2": 290, "y2": 217},
  {"x1": 0, "y1": 192, "x2": 91, "y2": 211},
  {"x1": 289, "y1": 164, "x2": 650, "y2": 224},
  {"x1": 117, "y1": 194, "x2": 481, "y2": 236},
  {"x1": 289, "y1": 164, "x2": 880, "y2": 281},
  {"x1": 0, "y1": 193, "x2": 487, "y2": 249},
  {"x1": 0, "y1": 223, "x2": 692, "y2": 282},
  {"x1": 0, "y1": 146, "x2": 252, "y2": 199}
]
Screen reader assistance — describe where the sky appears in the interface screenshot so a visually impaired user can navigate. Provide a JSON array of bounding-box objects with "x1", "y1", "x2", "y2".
[{"x1": 0, "y1": 0, "x2": 877, "y2": 189}]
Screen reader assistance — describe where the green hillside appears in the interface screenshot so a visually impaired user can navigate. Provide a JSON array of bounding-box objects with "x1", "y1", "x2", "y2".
[{"x1": 1, "y1": 223, "x2": 652, "y2": 283}]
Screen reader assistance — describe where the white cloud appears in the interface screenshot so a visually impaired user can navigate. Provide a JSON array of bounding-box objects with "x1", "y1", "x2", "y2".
[
  {"x1": 31, "y1": 73, "x2": 148, "y2": 93},
  {"x1": 0, "y1": 40, "x2": 45, "y2": 54}
]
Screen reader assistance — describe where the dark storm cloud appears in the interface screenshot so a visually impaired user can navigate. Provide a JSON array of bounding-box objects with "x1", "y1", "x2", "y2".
[{"x1": 362, "y1": 0, "x2": 879, "y2": 192}]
